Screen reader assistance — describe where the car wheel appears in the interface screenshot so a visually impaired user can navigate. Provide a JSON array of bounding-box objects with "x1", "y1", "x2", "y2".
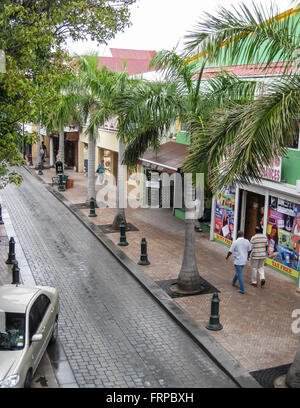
[
  {"x1": 49, "y1": 318, "x2": 58, "y2": 344},
  {"x1": 24, "y1": 369, "x2": 32, "y2": 388}
]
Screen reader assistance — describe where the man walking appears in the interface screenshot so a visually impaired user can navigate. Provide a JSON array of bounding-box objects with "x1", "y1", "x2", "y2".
[
  {"x1": 249, "y1": 226, "x2": 268, "y2": 287},
  {"x1": 225, "y1": 231, "x2": 252, "y2": 294}
]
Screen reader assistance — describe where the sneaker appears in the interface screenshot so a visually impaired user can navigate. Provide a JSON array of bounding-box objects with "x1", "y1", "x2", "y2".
[
  {"x1": 261, "y1": 279, "x2": 265, "y2": 287},
  {"x1": 238, "y1": 290, "x2": 245, "y2": 294},
  {"x1": 251, "y1": 283, "x2": 257, "y2": 287}
]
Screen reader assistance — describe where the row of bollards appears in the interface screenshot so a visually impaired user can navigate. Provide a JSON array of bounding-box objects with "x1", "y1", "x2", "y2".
[
  {"x1": 117, "y1": 221, "x2": 150, "y2": 265},
  {"x1": 87, "y1": 198, "x2": 151, "y2": 265},
  {"x1": 87, "y1": 199, "x2": 221, "y2": 330},
  {"x1": 5, "y1": 237, "x2": 20, "y2": 285}
]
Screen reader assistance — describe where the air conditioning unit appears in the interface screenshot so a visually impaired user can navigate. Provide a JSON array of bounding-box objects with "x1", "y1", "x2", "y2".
[{"x1": 296, "y1": 180, "x2": 300, "y2": 193}]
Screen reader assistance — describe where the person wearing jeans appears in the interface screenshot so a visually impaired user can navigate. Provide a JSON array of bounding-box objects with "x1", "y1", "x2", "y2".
[{"x1": 226, "y1": 231, "x2": 252, "y2": 294}]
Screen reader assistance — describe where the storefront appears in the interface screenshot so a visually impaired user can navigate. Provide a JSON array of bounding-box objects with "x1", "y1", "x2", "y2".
[
  {"x1": 65, "y1": 130, "x2": 79, "y2": 170},
  {"x1": 210, "y1": 158, "x2": 300, "y2": 281},
  {"x1": 140, "y1": 142, "x2": 188, "y2": 213}
]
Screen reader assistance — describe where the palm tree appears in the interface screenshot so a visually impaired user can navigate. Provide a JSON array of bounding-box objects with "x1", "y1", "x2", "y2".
[
  {"x1": 70, "y1": 57, "x2": 115, "y2": 204},
  {"x1": 49, "y1": 79, "x2": 82, "y2": 169},
  {"x1": 121, "y1": 50, "x2": 257, "y2": 291},
  {"x1": 183, "y1": 1, "x2": 300, "y2": 191},
  {"x1": 72, "y1": 56, "x2": 143, "y2": 220},
  {"x1": 120, "y1": 52, "x2": 204, "y2": 291},
  {"x1": 183, "y1": 1, "x2": 300, "y2": 386},
  {"x1": 78, "y1": 58, "x2": 141, "y2": 228}
]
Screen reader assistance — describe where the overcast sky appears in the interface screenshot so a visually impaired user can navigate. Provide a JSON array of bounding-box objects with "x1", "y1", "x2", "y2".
[{"x1": 66, "y1": 0, "x2": 295, "y2": 56}]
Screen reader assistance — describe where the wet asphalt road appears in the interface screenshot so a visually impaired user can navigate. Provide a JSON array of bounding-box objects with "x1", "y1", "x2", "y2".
[{"x1": 0, "y1": 168, "x2": 237, "y2": 388}]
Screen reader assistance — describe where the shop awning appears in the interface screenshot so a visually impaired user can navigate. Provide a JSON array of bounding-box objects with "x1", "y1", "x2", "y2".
[{"x1": 140, "y1": 142, "x2": 189, "y2": 174}]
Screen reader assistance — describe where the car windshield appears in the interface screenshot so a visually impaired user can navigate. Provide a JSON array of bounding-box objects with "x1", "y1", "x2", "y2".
[{"x1": 0, "y1": 313, "x2": 25, "y2": 350}]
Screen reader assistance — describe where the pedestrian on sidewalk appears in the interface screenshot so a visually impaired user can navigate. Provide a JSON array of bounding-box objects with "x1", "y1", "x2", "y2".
[
  {"x1": 225, "y1": 231, "x2": 252, "y2": 294},
  {"x1": 41, "y1": 141, "x2": 47, "y2": 162},
  {"x1": 39, "y1": 145, "x2": 45, "y2": 168},
  {"x1": 96, "y1": 160, "x2": 105, "y2": 185},
  {"x1": 249, "y1": 226, "x2": 268, "y2": 287}
]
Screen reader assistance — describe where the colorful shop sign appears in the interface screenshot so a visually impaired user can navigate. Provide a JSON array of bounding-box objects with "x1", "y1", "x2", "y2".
[
  {"x1": 266, "y1": 196, "x2": 300, "y2": 279},
  {"x1": 214, "y1": 187, "x2": 236, "y2": 245},
  {"x1": 258, "y1": 157, "x2": 282, "y2": 182}
]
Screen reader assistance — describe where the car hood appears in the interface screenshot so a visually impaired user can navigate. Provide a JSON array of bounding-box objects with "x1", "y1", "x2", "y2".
[{"x1": 0, "y1": 350, "x2": 22, "y2": 380}]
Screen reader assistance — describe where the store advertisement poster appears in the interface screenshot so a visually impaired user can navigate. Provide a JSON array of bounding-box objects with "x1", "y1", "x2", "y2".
[
  {"x1": 214, "y1": 188, "x2": 235, "y2": 244},
  {"x1": 266, "y1": 196, "x2": 300, "y2": 277}
]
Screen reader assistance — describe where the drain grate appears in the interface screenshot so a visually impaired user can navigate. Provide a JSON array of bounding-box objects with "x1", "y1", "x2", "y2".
[
  {"x1": 156, "y1": 278, "x2": 220, "y2": 298},
  {"x1": 250, "y1": 363, "x2": 291, "y2": 388},
  {"x1": 98, "y1": 223, "x2": 139, "y2": 234}
]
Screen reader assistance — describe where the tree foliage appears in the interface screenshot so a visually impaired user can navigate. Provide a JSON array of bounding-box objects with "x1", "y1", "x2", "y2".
[
  {"x1": 183, "y1": 2, "x2": 300, "y2": 192},
  {"x1": 0, "y1": 0, "x2": 135, "y2": 187}
]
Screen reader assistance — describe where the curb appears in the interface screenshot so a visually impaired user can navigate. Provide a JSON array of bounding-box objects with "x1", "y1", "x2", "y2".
[{"x1": 26, "y1": 165, "x2": 261, "y2": 388}]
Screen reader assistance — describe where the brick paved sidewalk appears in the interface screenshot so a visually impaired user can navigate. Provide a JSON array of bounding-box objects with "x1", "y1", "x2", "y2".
[{"x1": 36, "y1": 165, "x2": 300, "y2": 373}]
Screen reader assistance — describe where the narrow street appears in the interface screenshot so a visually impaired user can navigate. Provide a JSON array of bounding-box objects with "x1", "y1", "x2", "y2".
[{"x1": 0, "y1": 167, "x2": 237, "y2": 388}]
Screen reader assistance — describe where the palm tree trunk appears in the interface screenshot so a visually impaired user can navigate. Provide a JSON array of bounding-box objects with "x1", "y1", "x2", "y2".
[
  {"x1": 35, "y1": 140, "x2": 41, "y2": 169},
  {"x1": 49, "y1": 136, "x2": 54, "y2": 167},
  {"x1": 112, "y1": 139, "x2": 127, "y2": 230},
  {"x1": 87, "y1": 135, "x2": 96, "y2": 202},
  {"x1": 59, "y1": 122, "x2": 64, "y2": 166},
  {"x1": 286, "y1": 339, "x2": 300, "y2": 388},
  {"x1": 177, "y1": 206, "x2": 203, "y2": 291},
  {"x1": 177, "y1": 174, "x2": 202, "y2": 291},
  {"x1": 35, "y1": 122, "x2": 41, "y2": 169}
]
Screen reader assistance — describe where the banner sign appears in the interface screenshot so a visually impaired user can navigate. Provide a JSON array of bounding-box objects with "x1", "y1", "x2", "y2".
[
  {"x1": 214, "y1": 187, "x2": 236, "y2": 244},
  {"x1": 266, "y1": 195, "x2": 300, "y2": 278}
]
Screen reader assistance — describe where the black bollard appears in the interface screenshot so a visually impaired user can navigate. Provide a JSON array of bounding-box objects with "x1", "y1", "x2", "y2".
[
  {"x1": 58, "y1": 174, "x2": 65, "y2": 191},
  {"x1": 206, "y1": 292, "x2": 223, "y2": 331},
  {"x1": 138, "y1": 237, "x2": 150, "y2": 265},
  {"x1": 88, "y1": 197, "x2": 97, "y2": 217},
  {"x1": 38, "y1": 162, "x2": 43, "y2": 175},
  {"x1": 118, "y1": 221, "x2": 128, "y2": 246},
  {"x1": 6, "y1": 237, "x2": 16, "y2": 264},
  {"x1": 12, "y1": 261, "x2": 20, "y2": 285},
  {"x1": 0, "y1": 204, "x2": 4, "y2": 225}
]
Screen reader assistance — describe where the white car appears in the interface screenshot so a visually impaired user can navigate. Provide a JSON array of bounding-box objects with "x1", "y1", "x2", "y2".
[{"x1": 0, "y1": 284, "x2": 59, "y2": 388}]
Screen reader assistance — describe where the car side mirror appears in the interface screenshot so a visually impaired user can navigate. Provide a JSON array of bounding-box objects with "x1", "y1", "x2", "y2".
[{"x1": 31, "y1": 334, "x2": 43, "y2": 342}]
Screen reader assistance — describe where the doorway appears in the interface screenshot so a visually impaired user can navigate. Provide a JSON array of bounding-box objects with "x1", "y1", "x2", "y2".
[{"x1": 244, "y1": 191, "x2": 265, "y2": 240}]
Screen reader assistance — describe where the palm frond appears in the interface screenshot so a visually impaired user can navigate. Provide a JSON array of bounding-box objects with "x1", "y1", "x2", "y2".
[
  {"x1": 185, "y1": 74, "x2": 300, "y2": 192},
  {"x1": 184, "y1": 2, "x2": 299, "y2": 70}
]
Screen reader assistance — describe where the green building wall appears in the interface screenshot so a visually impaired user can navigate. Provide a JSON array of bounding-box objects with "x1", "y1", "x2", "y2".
[{"x1": 282, "y1": 150, "x2": 300, "y2": 186}]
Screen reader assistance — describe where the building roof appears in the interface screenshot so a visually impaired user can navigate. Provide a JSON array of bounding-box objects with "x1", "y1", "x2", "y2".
[
  {"x1": 97, "y1": 48, "x2": 157, "y2": 76},
  {"x1": 140, "y1": 141, "x2": 189, "y2": 174},
  {"x1": 200, "y1": 62, "x2": 291, "y2": 79},
  {"x1": 110, "y1": 48, "x2": 156, "y2": 60}
]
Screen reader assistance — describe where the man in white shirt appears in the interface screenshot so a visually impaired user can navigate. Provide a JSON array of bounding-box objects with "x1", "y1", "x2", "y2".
[{"x1": 225, "y1": 231, "x2": 252, "y2": 294}]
